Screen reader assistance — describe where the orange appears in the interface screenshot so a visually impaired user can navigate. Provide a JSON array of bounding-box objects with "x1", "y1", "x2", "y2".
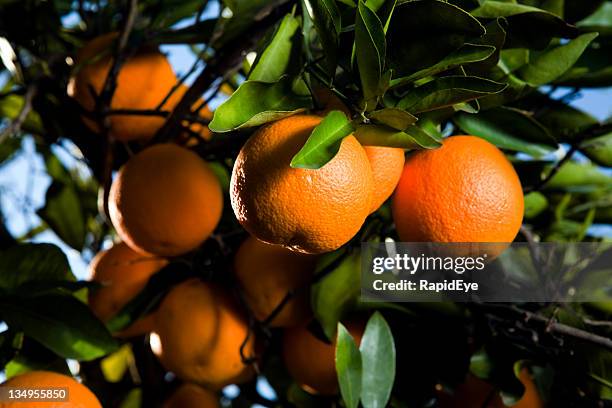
[
  {"x1": 364, "y1": 146, "x2": 405, "y2": 212},
  {"x1": 0, "y1": 371, "x2": 102, "y2": 408},
  {"x1": 230, "y1": 115, "x2": 374, "y2": 254},
  {"x1": 152, "y1": 279, "x2": 255, "y2": 389},
  {"x1": 88, "y1": 242, "x2": 167, "y2": 337},
  {"x1": 234, "y1": 236, "x2": 318, "y2": 327},
  {"x1": 282, "y1": 320, "x2": 365, "y2": 395},
  {"x1": 163, "y1": 384, "x2": 219, "y2": 408},
  {"x1": 393, "y1": 135, "x2": 524, "y2": 243},
  {"x1": 109, "y1": 143, "x2": 222, "y2": 256},
  {"x1": 69, "y1": 33, "x2": 178, "y2": 142},
  {"x1": 438, "y1": 369, "x2": 543, "y2": 408}
]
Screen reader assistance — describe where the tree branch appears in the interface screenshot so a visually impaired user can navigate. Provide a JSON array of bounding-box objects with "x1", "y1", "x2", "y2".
[{"x1": 151, "y1": 0, "x2": 293, "y2": 144}]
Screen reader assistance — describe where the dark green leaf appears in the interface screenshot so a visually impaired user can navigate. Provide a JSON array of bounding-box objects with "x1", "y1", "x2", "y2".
[
  {"x1": 466, "y1": 18, "x2": 507, "y2": 74},
  {"x1": 518, "y1": 33, "x2": 598, "y2": 86},
  {"x1": 209, "y1": 76, "x2": 312, "y2": 132},
  {"x1": 290, "y1": 110, "x2": 353, "y2": 169},
  {"x1": 387, "y1": 0, "x2": 485, "y2": 76},
  {"x1": 390, "y1": 44, "x2": 496, "y2": 88},
  {"x1": 565, "y1": 0, "x2": 606, "y2": 24},
  {"x1": 37, "y1": 182, "x2": 86, "y2": 250},
  {"x1": 359, "y1": 312, "x2": 396, "y2": 408},
  {"x1": 153, "y1": 19, "x2": 217, "y2": 44},
  {"x1": 303, "y1": 0, "x2": 341, "y2": 74},
  {"x1": 0, "y1": 243, "x2": 74, "y2": 292},
  {"x1": 533, "y1": 95, "x2": 598, "y2": 140},
  {"x1": 579, "y1": 132, "x2": 612, "y2": 166},
  {"x1": 145, "y1": 0, "x2": 204, "y2": 28},
  {"x1": 0, "y1": 294, "x2": 117, "y2": 360},
  {"x1": 471, "y1": 1, "x2": 579, "y2": 49},
  {"x1": 249, "y1": 14, "x2": 301, "y2": 82},
  {"x1": 336, "y1": 323, "x2": 362, "y2": 408},
  {"x1": 5, "y1": 337, "x2": 70, "y2": 379},
  {"x1": 355, "y1": 123, "x2": 442, "y2": 149},
  {"x1": 311, "y1": 251, "x2": 360, "y2": 339},
  {"x1": 453, "y1": 106, "x2": 558, "y2": 157},
  {"x1": 355, "y1": 1, "x2": 386, "y2": 106},
  {"x1": 0, "y1": 135, "x2": 22, "y2": 167},
  {"x1": 368, "y1": 108, "x2": 417, "y2": 130},
  {"x1": 396, "y1": 76, "x2": 507, "y2": 113}
]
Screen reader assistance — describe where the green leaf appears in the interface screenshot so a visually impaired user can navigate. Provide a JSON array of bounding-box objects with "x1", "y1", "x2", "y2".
[
  {"x1": 554, "y1": 39, "x2": 612, "y2": 88},
  {"x1": 359, "y1": 312, "x2": 396, "y2": 408},
  {"x1": 303, "y1": 0, "x2": 341, "y2": 74},
  {"x1": 368, "y1": 108, "x2": 417, "y2": 131},
  {"x1": 453, "y1": 107, "x2": 558, "y2": 157},
  {"x1": 209, "y1": 76, "x2": 312, "y2": 132},
  {"x1": 355, "y1": 124, "x2": 442, "y2": 149},
  {"x1": 0, "y1": 135, "x2": 22, "y2": 167},
  {"x1": 249, "y1": 14, "x2": 301, "y2": 82},
  {"x1": 146, "y1": 0, "x2": 204, "y2": 28},
  {"x1": 5, "y1": 338, "x2": 70, "y2": 379},
  {"x1": 471, "y1": 1, "x2": 578, "y2": 49},
  {"x1": 467, "y1": 18, "x2": 508, "y2": 74},
  {"x1": 579, "y1": 132, "x2": 612, "y2": 166},
  {"x1": 387, "y1": 0, "x2": 485, "y2": 76},
  {"x1": 533, "y1": 95, "x2": 598, "y2": 141},
  {"x1": 576, "y1": 2, "x2": 612, "y2": 31},
  {"x1": 518, "y1": 33, "x2": 598, "y2": 86},
  {"x1": 311, "y1": 251, "x2": 360, "y2": 339},
  {"x1": 524, "y1": 191, "x2": 549, "y2": 219},
  {"x1": 355, "y1": 1, "x2": 386, "y2": 106},
  {"x1": 546, "y1": 161, "x2": 611, "y2": 189},
  {"x1": 336, "y1": 323, "x2": 362, "y2": 408},
  {"x1": 390, "y1": 43, "x2": 496, "y2": 88},
  {"x1": 0, "y1": 243, "x2": 74, "y2": 292},
  {"x1": 396, "y1": 76, "x2": 507, "y2": 114},
  {"x1": 0, "y1": 294, "x2": 117, "y2": 360},
  {"x1": 37, "y1": 182, "x2": 86, "y2": 250},
  {"x1": 290, "y1": 110, "x2": 354, "y2": 169}
]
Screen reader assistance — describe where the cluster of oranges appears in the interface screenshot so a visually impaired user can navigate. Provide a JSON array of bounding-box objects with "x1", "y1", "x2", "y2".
[{"x1": 1, "y1": 31, "x2": 528, "y2": 407}]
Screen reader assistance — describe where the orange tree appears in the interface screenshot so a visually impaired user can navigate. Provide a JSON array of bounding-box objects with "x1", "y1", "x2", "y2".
[{"x1": 0, "y1": 0, "x2": 611, "y2": 407}]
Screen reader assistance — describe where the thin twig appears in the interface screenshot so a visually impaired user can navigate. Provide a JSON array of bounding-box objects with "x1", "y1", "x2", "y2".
[
  {"x1": 479, "y1": 304, "x2": 612, "y2": 351},
  {"x1": 0, "y1": 84, "x2": 37, "y2": 143},
  {"x1": 151, "y1": 0, "x2": 293, "y2": 144}
]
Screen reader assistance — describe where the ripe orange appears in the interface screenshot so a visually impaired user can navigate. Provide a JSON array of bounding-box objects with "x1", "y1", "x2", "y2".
[
  {"x1": 230, "y1": 115, "x2": 374, "y2": 254},
  {"x1": 0, "y1": 371, "x2": 102, "y2": 408},
  {"x1": 234, "y1": 236, "x2": 318, "y2": 327},
  {"x1": 69, "y1": 33, "x2": 178, "y2": 142},
  {"x1": 109, "y1": 143, "x2": 223, "y2": 256},
  {"x1": 438, "y1": 369, "x2": 543, "y2": 408},
  {"x1": 393, "y1": 136, "x2": 524, "y2": 243},
  {"x1": 152, "y1": 279, "x2": 255, "y2": 389},
  {"x1": 88, "y1": 242, "x2": 167, "y2": 337},
  {"x1": 282, "y1": 320, "x2": 365, "y2": 395},
  {"x1": 163, "y1": 383, "x2": 219, "y2": 408},
  {"x1": 364, "y1": 146, "x2": 405, "y2": 212}
]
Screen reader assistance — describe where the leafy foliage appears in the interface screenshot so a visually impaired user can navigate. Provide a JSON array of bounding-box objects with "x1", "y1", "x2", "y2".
[{"x1": 0, "y1": 0, "x2": 611, "y2": 406}]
